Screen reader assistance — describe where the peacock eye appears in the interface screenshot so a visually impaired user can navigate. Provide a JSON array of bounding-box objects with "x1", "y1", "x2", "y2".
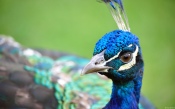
[{"x1": 120, "y1": 52, "x2": 132, "y2": 63}]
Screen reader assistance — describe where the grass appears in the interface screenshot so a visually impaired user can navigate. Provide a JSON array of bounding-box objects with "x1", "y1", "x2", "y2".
[{"x1": 0, "y1": 0, "x2": 175, "y2": 108}]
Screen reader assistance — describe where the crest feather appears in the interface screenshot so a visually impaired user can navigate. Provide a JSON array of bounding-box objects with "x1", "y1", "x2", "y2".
[{"x1": 102, "y1": 0, "x2": 130, "y2": 31}]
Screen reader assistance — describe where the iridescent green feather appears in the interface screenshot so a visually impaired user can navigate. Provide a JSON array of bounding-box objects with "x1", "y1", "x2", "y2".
[{"x1": 24, "y1": 52, "x2": 112, "y2": 109}]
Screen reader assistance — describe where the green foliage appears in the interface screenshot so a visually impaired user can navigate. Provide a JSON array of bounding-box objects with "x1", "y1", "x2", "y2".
[{"x1": 0, "y1": 0, "x2": 175, "y2": 108}]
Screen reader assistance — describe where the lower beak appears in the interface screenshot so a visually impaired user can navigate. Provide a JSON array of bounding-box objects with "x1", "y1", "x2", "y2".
[{"x1": 81, "y1": 51, "x2": 111, "y2": 75}]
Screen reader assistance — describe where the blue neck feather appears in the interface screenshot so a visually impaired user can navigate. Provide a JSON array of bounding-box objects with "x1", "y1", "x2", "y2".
[{"x1": 103, "y1": 73, "x2": 143, "y2": 109}]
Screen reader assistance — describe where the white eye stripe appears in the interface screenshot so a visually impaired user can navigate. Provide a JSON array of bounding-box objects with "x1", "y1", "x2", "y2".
[
  {"x1": 128, "y1": 44, "x2": 133, "y2": 47},
  {"x1": 106, "y1": 51, "x2": 121, "y2": 63},
  {"x1": 106, "y1": 44, "x2": 134, "y2": 63},
  {"x1": 118, "y1": 45, "x2": 139, "y2": 71}
]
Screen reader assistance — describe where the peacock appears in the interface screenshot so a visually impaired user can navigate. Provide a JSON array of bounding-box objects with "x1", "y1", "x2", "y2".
[{"x1": 0, "y1": 0, "x2": 154, "y2": 109}]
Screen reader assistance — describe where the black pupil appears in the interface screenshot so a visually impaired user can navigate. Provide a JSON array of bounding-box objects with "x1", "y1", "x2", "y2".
[{"x1": 120, "y1": 53, "x2": 132, "y2": 63}]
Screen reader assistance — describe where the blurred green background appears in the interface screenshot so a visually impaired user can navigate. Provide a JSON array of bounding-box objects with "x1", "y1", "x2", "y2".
[{"x1": 0, "y1": 0, "x2": 174, "y2": 108}]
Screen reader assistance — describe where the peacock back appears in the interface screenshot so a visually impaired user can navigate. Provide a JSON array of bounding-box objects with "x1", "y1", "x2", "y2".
[{"x1": 0, "y1": 36, "x2": 112, "y2": 109}]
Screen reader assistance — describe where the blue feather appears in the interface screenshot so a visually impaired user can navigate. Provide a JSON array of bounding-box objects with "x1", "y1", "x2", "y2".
[
  {"x1": 92, "y1": 30, "x2": 143, "y2": 108},
  {"x1": 94, "y1": 30, "x2": 139, "y2": 59}
]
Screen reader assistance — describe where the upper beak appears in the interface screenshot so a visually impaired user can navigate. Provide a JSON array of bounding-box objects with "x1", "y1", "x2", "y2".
[{"x1": 81, "y1": 50, "x2": 112, "y2": 75}]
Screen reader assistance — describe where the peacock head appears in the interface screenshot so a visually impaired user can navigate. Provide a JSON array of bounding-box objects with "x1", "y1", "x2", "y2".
[{"x1": 82, "y1": 30, "x2": 144, "y2": 82}]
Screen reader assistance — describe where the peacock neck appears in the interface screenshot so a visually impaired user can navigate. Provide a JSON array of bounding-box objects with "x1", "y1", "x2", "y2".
[{"x1": 103, "y1": 77, "x2": 143, "y2": 109}]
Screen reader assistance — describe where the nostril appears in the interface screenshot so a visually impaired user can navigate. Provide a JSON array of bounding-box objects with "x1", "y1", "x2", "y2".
[
  {"x1": 95, "y1": 62, "x2": 98, "y2": 65},
  {"x1": 95, "y1": 59, "x2": 105, "y2": 65}
]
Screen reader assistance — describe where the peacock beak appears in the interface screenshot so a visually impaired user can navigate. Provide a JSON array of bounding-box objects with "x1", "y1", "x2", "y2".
[{"x1": 81, "y1": 50, "x2": 112, "y2": 75}]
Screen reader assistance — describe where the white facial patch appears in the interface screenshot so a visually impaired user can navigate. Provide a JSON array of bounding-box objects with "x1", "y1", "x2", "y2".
[
  {"x1": 106, "y1": 51, "x2": 121, "y2": 63},
  {"x1": 117, "y1": 45, "x2": 139, "y2": 71}
]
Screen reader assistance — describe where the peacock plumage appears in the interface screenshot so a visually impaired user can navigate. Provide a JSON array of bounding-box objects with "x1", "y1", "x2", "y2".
[
  {"x1": 0, "y1": 36, "x2": 112, "y2": 109},
  {"x1": 0, "y1": 0, "x2": 155, "y2": 109}
]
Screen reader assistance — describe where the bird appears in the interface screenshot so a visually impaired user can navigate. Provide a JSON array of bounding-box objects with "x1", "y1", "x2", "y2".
[
  {"x1": 0, "y1": 0, "x2": 154, "y2": 109},
  {"x1": 82, "y1": 0, "x2": 155, "y2": 109}
]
